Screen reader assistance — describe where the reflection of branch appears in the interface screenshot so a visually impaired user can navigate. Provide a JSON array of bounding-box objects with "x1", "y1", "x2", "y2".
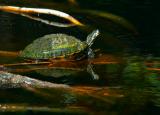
[
  {"x1": 0, "y1": 6, "x2": 83, "y2": 26},
  {"x1": 147, "y1": 68, "x2": 160, "y2": 71},
  {"x1": 2, "y1": 62, "x2": 50, "y2": 67},
  {"x1": 68, "y1": 0, "x2": 78, "y2": 5},
  {"x1": 20, "y1": 13, "x2": 75, "y2": 27},
  {"x1": 79, "y1": 10, "x2": 137, "y2": 34},
  {"x1": 0, "y1": 104, "x2": 87, "y2": 113}
]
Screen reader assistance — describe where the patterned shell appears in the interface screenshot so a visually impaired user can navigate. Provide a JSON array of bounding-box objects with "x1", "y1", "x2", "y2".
[{"x1": 20, "y1": 34, "x2": 87, "y2": 59}]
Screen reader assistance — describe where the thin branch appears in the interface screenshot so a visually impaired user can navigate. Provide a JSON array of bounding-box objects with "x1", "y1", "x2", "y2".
[{"x1": 0, "y1": 5, "x2": 83, "y2": 26}]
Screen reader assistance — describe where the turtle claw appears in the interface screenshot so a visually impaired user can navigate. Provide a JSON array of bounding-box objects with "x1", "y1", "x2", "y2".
[{"x1": 87, "y1": 64, "x2": 99, "y2": 80}]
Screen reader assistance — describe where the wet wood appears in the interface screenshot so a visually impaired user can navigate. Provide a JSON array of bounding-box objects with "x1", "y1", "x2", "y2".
[
  {"x1": 0, "y1": 54, "x2": 120, "y2": 64},
  {"x1": 2, "y1": 62, "x2": 50, "y2": 67},
  {"x1": 0, "y1": 50, "x2": 19, "y2": 57},
  {"x1": 1, "y1": 53, "x2": 160, "y2": 73},
  {"x1": 0, "y1": 71, "x2": 69, "y2": 88}
]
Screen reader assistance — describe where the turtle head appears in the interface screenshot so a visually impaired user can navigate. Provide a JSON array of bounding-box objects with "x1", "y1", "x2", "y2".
[
  {"x1": 76, "y1": 29, "x2": 100, "y2": 60},
  {"x1": 86, "y1": 29, "x2": 100, "y2": 48}
]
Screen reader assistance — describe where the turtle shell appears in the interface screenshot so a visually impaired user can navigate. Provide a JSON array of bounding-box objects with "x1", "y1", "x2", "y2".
[{"x1": 20, "y1": 34, "x2": 87, "y2": 59}]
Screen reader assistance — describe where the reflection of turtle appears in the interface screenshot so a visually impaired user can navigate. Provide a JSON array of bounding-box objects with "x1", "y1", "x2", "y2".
[
  {"x1": 25, "y1": 62, "x2": 99, "y2": 80},
  {"x1": 36, "y1": 63, "x2": 98, "y2": 79},
  {"x1": 20, "y1": 30, "x2": 100, "y2": 60}
]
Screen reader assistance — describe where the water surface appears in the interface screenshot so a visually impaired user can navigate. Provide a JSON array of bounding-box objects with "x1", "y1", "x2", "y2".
[{"x1": 0, "y1": 0, "x2": 160, "y2": 115}]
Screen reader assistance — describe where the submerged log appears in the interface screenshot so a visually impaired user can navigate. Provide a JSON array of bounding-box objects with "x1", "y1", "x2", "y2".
[{"x1": 0, "y1": 71, "x2": 69, "y2": 88}]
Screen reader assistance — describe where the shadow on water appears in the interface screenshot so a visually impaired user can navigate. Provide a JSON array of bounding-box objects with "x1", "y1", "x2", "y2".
[{"x1": 0, "y1": 0, "x2": 160, "y2": 115}]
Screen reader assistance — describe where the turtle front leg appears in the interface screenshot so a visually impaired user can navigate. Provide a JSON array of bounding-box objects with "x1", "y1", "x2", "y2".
[
  {"x1": 87, "y1": 64, "x2": 99, "y2": 80},
  {"x1": 87, "y1": 48, "x2": 95, "y2": 59}
]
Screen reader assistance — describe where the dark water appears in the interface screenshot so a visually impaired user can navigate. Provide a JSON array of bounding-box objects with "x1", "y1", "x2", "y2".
[{"x1": 0, "y1": 0, "x2": 160, "y2": 115}]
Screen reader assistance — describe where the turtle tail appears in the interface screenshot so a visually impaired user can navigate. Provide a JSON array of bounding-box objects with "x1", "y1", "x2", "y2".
[{"x1": 86, "y1": 29, "x2": 100, "y2": 47}]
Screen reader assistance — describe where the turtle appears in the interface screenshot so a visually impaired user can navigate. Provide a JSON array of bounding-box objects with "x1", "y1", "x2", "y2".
[
  {"x1": 20, "y1": 29, "x2": 100, "y2": 60},
  {"x1": 18, "y1": 30, "x2": 100, "y2": 80}
]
